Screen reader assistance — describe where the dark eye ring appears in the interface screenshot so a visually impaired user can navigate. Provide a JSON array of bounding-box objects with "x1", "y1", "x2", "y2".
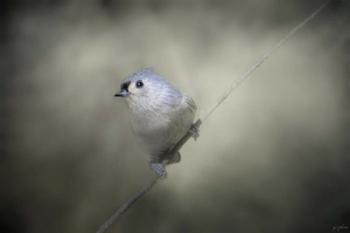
[{"x1": 136, "y1": 80, "x2": 144, "y2": 88}]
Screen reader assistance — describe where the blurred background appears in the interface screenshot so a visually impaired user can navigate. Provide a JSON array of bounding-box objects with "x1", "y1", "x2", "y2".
[{"x1": 1, "y1": 0, "x2": 350, "y2": 232}]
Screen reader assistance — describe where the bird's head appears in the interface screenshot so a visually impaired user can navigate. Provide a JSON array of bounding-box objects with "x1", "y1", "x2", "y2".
[{"x1": 115, "y1": 68, "x2": 181, "y2": 112}]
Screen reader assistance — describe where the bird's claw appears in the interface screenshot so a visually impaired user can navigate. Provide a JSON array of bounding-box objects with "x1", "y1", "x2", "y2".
[
  {"x1": 190, "y1": 124, "x2": 200, "y2": 141},
  {"x1": 150, "y1": 163, "x2": 167, "y2": 178}
]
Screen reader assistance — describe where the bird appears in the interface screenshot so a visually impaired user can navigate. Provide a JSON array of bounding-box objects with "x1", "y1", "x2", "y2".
[{"x1": 115, "y1": 68, "x2": 198, "y2": 177}]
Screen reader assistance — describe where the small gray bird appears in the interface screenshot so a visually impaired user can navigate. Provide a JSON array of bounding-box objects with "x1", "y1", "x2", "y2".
[{"x1": 115, "y1": 68, "x2": 198, "y2": 177}]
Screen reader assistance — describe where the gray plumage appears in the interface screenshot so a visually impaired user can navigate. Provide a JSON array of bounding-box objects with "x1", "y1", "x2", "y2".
[{"x1": 115, "y1": 68, "x2": 197, "y2": 176}]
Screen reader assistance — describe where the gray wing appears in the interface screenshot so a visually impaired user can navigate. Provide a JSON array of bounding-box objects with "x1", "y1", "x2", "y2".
[{"x1": 184, "y1": 95, "x2": 197, "y2": 114}]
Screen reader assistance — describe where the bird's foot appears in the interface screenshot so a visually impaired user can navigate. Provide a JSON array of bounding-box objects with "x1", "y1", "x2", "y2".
[
  {"x1": 150, "y1": 163, "x2": 167, "y2": 178},
  {"x1": 189, "y1": 123, "x2": 200, "y2": 141}
]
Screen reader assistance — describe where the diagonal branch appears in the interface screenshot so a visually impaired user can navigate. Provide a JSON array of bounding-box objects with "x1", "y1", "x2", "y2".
[{"x1": 95, "y1": 176, "x2": 159, "y2": 233}]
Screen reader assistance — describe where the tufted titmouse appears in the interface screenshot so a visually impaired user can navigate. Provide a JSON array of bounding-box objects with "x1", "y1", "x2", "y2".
[{"x1": 115, "y1": 68, "x2": 198, "y2": 177}]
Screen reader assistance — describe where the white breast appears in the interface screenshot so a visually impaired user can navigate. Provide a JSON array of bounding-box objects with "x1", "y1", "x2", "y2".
[{"x1": 129, "y1": 95, "x2": 196, "y2": 160}]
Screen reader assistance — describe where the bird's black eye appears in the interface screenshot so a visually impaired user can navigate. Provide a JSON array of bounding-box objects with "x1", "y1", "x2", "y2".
[{"x1": 136, "y1": 80, "x2": 144, "y2": 88}]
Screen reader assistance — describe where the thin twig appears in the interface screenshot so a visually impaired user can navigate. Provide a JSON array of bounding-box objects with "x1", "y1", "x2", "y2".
[
  {"x1": 201, "y1": 0, "x2": 331, "y2": 122},
  {"x1": 96, "y1": 1, "x2": 330, "y2": 232},
  {"x1": 96, "y1": 176, "x2": 159, "y2": 233}
]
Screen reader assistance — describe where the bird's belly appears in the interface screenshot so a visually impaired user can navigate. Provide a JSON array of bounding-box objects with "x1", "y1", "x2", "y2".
[{"x1": 131, "y1": 114, "x2": 192, "y2": 159}]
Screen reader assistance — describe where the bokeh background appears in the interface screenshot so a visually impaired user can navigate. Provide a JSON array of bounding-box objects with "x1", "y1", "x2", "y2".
[{"x1": 1, "y1": 0, "x2": 350, "y2": 232}]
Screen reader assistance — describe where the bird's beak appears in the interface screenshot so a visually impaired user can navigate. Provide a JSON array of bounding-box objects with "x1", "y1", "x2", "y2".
[{"x1": 114, "y1": 89, "x2": 129, "y2": 97}]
